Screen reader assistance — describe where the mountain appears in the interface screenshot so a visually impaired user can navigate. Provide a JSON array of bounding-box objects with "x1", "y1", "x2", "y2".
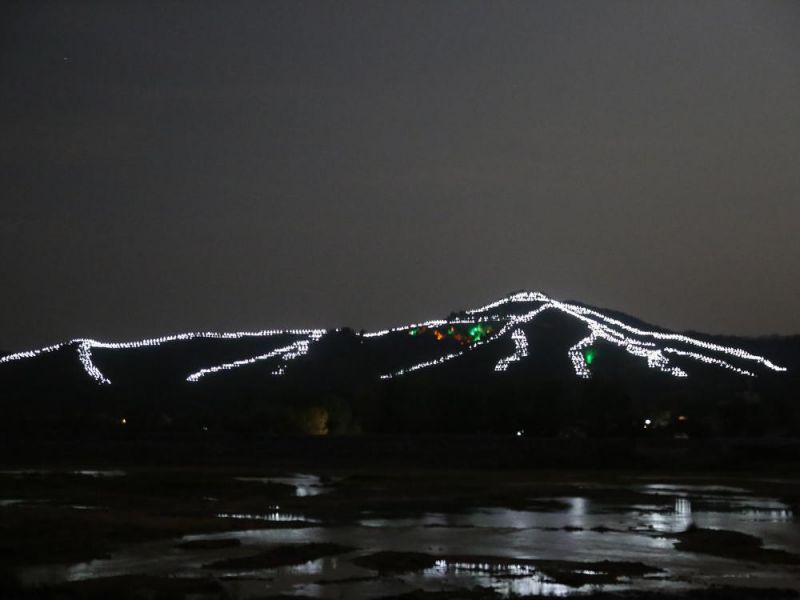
[{"x1": 1, "y1": 291, "x2": 798, "y2": 436}]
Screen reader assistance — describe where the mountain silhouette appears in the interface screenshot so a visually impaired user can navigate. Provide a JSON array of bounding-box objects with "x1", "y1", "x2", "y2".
[{"x1": 1, "y1": 291, "x2": 797, "y2": 436}]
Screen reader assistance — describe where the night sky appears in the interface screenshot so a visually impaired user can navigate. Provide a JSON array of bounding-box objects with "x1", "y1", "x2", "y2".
[{"x1": 2, "y1": 1, "x2": 799, "y2": 352}]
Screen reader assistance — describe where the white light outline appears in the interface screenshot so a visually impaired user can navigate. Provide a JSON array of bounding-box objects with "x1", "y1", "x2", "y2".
[
  {"x1": 0, "y1": 343, "x2": 66, "y2": 364},
  {"x1": 185, "y1": 336, "x2": 321, "y2": 383},
  {"x1": 370, "y1": 292, "x2": 785, "y2": 379},
  {"x1": 494, "y1": 329, "x2": 529, "y2": 372},
  {"x1": 0, "y1": 329, "x2": 326, "y2": 385},
  {"x1": 663, "y1": 347, "x2": 754, "y2": 377},
  {"x1": 379, "y1": 303, "x2": 552, "y2": 379},
  {"x1": 0, "y1": 291, "x2": 786, "y2": 385}
]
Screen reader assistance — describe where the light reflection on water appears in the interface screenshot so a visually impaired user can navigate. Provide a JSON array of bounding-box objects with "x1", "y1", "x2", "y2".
[
  {"x1": 0, "y1": 499, "x2": 103, "y2": 510},
  {"x1": 71, "y1": 470, "x2": 126, "y2": 478},
  {"x1": 16, "y1": 479, "x2": 800, "y2": 597},
  {"x1": 642, "y1": 484, "x2": 748, "y2": 494},
  {"x1": 0, "y1": 469, "x2": 125, "y2": 478},
  {"x1": 634, "y1": 497, "x2": 694, "y2": 533},
  {"x1": 0, "y1": 499, "x2": 29, "y2": 507},
  {"x1": 216, "y1": 511, "x2": 320, "y2": 523},
  {"x1": 744, "y1": 509, "x2": 794, "y2": 522},
  {"x1": 359, "y1": 499, "x2": 591, "y2": 531},
  {"x1": 416, "y1": 559, "x2": 573, "y2": 597},
  {"x1": 631, "y1": 486, "x2": 795, "y2": 546},
  {"x1": 639, "y1": 483, "x2": 790, "y2": 512},
  {"x1": 235, "y1": 473, "x2": 334, "y2": 497}
]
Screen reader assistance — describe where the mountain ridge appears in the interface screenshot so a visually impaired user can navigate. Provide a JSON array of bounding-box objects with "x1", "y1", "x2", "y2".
[
  {"x1": 1, "y1": 291, "x2": 797, "y2": 436},
  {"x1": 0, "y1": 291, "x2": 792, "y2": 393}
]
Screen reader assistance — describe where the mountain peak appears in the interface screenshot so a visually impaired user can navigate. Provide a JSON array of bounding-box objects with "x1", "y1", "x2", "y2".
[{"x1": 0, "y1": 292, "x2": 788, "y2": 388}]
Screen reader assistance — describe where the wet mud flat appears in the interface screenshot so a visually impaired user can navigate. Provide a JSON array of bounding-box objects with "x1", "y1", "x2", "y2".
[{"x1": 2, "y1": 464, "x2": 800, "y2": 599}]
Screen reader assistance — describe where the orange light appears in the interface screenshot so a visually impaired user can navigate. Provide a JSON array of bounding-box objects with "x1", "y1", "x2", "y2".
[{"x1": 434, "y1": 330, "x2": 444, "y2": 341}]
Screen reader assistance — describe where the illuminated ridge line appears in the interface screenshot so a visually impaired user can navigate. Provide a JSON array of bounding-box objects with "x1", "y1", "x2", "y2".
[
  {"x1": 372, "y1": 292, "x2": 785, "y2": 379},
  {"x1": 0, "y1": 329, "x2": 326, "y2": 385},
  {"x1": 0, "y1": 291, "x2": 787, "y2": 384}
]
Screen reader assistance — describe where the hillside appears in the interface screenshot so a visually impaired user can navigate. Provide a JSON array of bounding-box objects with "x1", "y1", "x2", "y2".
[{"x1": 1, "y1": 291, "x2": 797, "y2": 436}]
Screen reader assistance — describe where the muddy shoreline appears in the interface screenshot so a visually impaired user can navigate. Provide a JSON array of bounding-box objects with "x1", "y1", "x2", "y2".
[{"x1": 2, "y1": 458, "x2": 800, "y2": 599}]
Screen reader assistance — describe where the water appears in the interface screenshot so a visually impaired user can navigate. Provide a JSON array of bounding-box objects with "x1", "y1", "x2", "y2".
[
  {"x1": 235, "y1": 473, "x2": 336, "y2": 497},
  {"x1": 217, "y1": 511, "x2": 320, "y2": 524},
  {"x1": 16, "y1": 476, "x2": 800, "y2": 598},
  {"x1": 0, "y1": 469, "x2": 125, "y2": 477}
]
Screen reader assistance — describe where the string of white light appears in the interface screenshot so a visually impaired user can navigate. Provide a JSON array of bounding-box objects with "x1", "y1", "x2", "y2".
[
  {"x1": 186, "y1": 340, "x2": 306, "y2": 382},
  {"x1": 0, "y1": 343, "x2": 66, "y2": 364},
  {"x1": 0, "y1": 291, "x2": 786, "y2": 384},
  {"x1": 363, "y1": 319, "x2": 449, "y2": 338},
  {"x1": 379, "y1": 303, "x2": 552, "y2": 379},
  {"x1": 568, "y1": 332, "x2": 597, "y2": 379},
  {"x1": 494, "y1": 329, "x2": 529, "y2": 372},
  {"x1": 0, "y1": 329, "x2": 326, "y2": 385},
  {"x1": 77, "y1": 341, "x2": 112, "y2": 385},
  {"x1": 663, "y1": 347, "x2": 754, "y2": 377},
  {"x1": 547, "y1": 298, "x2": 786, "y2": 372},
  {"x1": 461, "y1": 291, "x2": 787, "y2": 372},
  {"x1": 372, "y1": 292, "x2": 784, "y2": 380},
  {"x1": 465, "y1": 291, "x2": 549, "y2": 314}
]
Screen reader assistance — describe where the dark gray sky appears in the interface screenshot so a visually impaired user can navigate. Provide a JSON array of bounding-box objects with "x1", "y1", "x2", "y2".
[{"x1": 2, "y1": 1, "x2": 799, "y2": 351}]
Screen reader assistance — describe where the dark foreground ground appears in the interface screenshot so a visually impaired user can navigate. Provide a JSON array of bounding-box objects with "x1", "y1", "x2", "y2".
[{"x1": 1, "y1": 435, "x2": 799, "y2": 600}]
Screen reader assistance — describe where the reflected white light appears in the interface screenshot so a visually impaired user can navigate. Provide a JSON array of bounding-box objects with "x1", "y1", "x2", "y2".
[{"x1": 216, "y1": 511, "x2": 319, "y2": 523}]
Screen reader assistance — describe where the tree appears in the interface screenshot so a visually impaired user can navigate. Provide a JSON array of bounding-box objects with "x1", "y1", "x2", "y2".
[{"x1": 296, "y1": 406, "x2": 329, "y2": 435}]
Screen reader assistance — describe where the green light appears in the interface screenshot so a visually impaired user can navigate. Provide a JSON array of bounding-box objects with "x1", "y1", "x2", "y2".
[
  {"x1": 468, "y1": 324, "x2": 487, "y2": 342},
  {"x1": 584, "y1": 348, "x2": 596, "y2": 365},
  {"x1": 447, "y1": 326, "x2": 455, "y2": 335},
  {"x1": 409, "y1": 328, "x2": 418, "y2": 336}
]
